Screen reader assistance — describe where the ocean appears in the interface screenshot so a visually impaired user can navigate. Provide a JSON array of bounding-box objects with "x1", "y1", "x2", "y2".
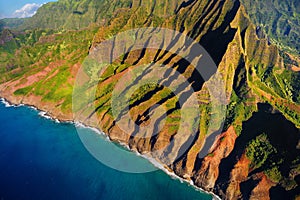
[{"x1": 0, "y1": 100, "x2": 212, "y2": 200}]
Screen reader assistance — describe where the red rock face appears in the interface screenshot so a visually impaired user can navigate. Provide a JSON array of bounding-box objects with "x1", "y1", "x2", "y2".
[
  {"x1": 249, "y1": 173, "x2": 275, "y2": 200},
  {"x1": 226, "y1": 153, "x2": 251, "y2": 199},
  {"x1": 193, "y1": 126, "x2": 237, "y2": 190}
]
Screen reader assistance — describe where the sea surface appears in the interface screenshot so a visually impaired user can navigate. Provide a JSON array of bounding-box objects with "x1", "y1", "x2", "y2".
[{"x1": 0, "y1": 101, "x2": 212, "y2": 200}]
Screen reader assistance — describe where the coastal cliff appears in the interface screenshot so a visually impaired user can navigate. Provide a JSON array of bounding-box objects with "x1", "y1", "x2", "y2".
[{"x1": 0, "y1": 0, "x2": 299, "y2": 199}]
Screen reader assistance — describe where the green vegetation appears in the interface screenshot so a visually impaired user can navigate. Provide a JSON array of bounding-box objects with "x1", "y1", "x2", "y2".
[
  {"x1": 0, "y1": 25, "x2": 98, "y2": 113},
  {"x1": 248, "y1": 58, "x2": 300, "y2": 127},
  {"x1": 274, "y1": 102, "x2": 300, "y2": 128},
  {"x1": 130, "y1": 83, "x2": 159, "y2": 106},
  {"x1": 241, "y1": 0, "x2": 300, "y2": 55},
  {"x1": 9, "y1": 0, "x2": 133, "y2": 31},
  {"x1": 0, "y1": 18, "x2": 27, "y2": 31},
  {"x1": 279, "y1": 70, "x2": 300, "y2": 103},
  {"x1": 255, "y1": 63, "x2": 300, "y2": 103},
  {"x1": 224, "y1": 90, "x2": 256, "y2": 134},
  {"x1": 246, "y1": 133, "x2": 276, "y2": 169},
  {"x1": 246, "y1": 133, "x2": 291, "y2": 184},
  {"x1": 13, "y1": 85, "x2": 34, "y2": 96},
  {"x1": 265, "y1": 166, "x2": 282, "y2": 183}
]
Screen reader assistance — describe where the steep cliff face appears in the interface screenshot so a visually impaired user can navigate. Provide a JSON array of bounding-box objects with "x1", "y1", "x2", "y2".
[
  {"x1": 193, "y1": 126, "x2": 238, "y2": 190},
  {"x1": 0, "y1": 0, "x2": 299, "y2": 199}
]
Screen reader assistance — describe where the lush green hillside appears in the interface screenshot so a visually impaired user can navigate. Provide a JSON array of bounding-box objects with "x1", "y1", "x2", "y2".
[
  {"x1": 1, "y1": 0, "x2": 191, "y2": 31},
  {"x1": 2, "y1": 0, "x2": 300, "y2": 57},
  {"x1": 241, "y1": 0, "x2": 300, "y2": 55},
  {"x1": 0, "y1": 18, "x2": 27, "y2": 31},
  {"x1": 15, "y1": 0, "x2": 186, "y2": 30},
  {"x1": 0, "y1": 0, "x2": 299, "y2": 199},
  {"x1": 20, "y1": 0, "x2": 130, "y2": 30},
  {"x1": 0, "y1": 27, "x2": 97, "y2": 113}
]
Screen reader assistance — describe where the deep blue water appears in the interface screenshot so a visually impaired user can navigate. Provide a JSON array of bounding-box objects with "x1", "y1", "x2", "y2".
[{"x1": 0, "y1": 101, "x2": 212, "y2": 200}]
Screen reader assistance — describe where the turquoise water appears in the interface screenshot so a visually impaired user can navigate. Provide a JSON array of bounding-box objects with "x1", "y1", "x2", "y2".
[{"x1": 0, "y1": 101, "x2": 212, "y2": 200}]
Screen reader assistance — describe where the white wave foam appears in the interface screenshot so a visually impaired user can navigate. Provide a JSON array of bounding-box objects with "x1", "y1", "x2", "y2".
[
  {"x1": 39, "y1": 111, "x2": 51, "y2": 119},
  {"x1": 29, "y1": 106, "x2": 38, "y2": 110},
  {"x1": 0, "y1": 98, "x2": 12, "y2": 107},
  {"x1": 38, "y1": 111, "x2": 60, "y2": 123},
  {"x1": 74, "y1": 121, "x2": 110, "y2": 140},
  {"x1": 0, "y1": 98, "x2": 24, "y2": 108}
]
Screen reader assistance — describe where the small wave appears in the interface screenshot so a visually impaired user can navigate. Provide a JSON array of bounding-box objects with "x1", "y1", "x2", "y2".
[
  {"x1": 39, "y1": 111, "x2": 51, "y2": 119},
  {"x1": 1, "y1": 98, "x2": 12, "y2": 107},
  {"x1": 29, "y1": 106, "x2": 38, "y2": 111},
  {"x1": 74, "y1": 121, "x2": 110, "y2": 140},
  {"x1": 0, "y1": 98, "x2": 23, "y2": 108},
  {"x1": 38, "y1": 111, "x2": 60, "y2": 123}
]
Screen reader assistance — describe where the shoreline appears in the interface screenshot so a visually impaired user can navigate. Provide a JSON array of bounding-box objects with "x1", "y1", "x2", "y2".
[{"x1": 0, "y1": 97, "x2": 221, "y2": 200}]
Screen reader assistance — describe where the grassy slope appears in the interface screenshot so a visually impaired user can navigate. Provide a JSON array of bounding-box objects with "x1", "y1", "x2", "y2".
[{"x1": 0, "y1": 27, "x2": 98, "y2": 113}]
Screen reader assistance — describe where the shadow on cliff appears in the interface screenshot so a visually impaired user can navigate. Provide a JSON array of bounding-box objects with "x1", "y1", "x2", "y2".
[{"x1": 215, "y1": 103, "x2": 300, "y2": 198}]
